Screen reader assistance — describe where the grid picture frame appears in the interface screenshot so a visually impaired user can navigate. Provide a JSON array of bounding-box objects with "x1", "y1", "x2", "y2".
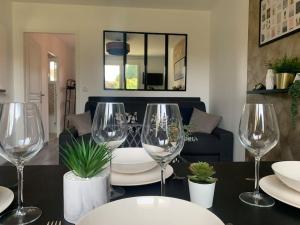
[{"x1": 260, "y1": 0, "x2": 300, "y2": 46}]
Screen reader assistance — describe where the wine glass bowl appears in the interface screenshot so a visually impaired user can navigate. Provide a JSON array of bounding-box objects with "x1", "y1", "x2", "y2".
[
  {"x1": 91, "y1": 102, "x2": 128, "y2": 199},
  {"x1": 141, "y1": 103, "x2": 185, "y2": 196},
  {"x1": 0, "y1": 102, "x2": 44, "y2": 224},
  {"x1": 239, "y1": 103, "x2": 279, "y2": 207}
]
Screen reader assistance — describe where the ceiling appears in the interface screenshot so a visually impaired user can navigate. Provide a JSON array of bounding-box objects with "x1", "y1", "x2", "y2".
[{"x1": 13, "y1": 0, "x2": 217, "y2": 10}]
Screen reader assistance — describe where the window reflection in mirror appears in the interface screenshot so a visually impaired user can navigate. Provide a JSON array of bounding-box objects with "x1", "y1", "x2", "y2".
[
  {"x1": 103, "y1": 31, "x2": 187, "y2": 91},
  {"x1": 168, "y1": 35, "x2": 187, "y2": 91},
  {"x1": 126, "y1": 33, "x2": 145, "y2": 90},
  {"x1": 104, "y1": 32, "x2": 125, "y2": 89},
  {"x1": 147, "y1": 34, "x2": 165, "y2": 90}
]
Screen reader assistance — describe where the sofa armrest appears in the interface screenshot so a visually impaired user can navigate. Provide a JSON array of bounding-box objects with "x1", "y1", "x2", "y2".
[
  {"x1": 182, "y1": 127, "x2": 233, "y2": 162},
  {"x1": 212, "y1": 127, "x2": 233, "y2": 161},
  {"x1": 212, "y1": 127, "x2": 233, "y2": 139}
]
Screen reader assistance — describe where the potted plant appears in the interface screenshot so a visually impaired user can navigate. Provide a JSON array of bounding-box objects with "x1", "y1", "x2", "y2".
[
  {"x1": 61, "y1": 137, "x2": 111, "y2": 224},
  {"x1": 288, "y1": 80, "x2": 300, "y2": 128},
  {"x1": 188, "y1": 162, "x2": 217, "y2": 208},
  {"x1": 269, "y1": 56, "x2": 300, "y2": 89}
]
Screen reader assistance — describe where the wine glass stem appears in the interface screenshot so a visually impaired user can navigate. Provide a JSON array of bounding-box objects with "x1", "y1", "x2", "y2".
[
  {"x1": 16, "y1": 164, "x2": 24, "y2": 214},
  {"x1": 160, "y1": 164, "x2": 167, "y2": 196},
  {"x1": 254, "y1": 156, "x2": 260, "y2": 196},
  {"x1": 109, "y1": 155, "x2": 113, "y2": 200}
]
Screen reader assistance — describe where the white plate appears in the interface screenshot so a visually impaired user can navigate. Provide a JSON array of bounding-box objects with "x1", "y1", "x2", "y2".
[
  {"x1": 259, "y1": 175, "x2": 300, "y2": 208},
  {"x1": 0, "y1": 186, "x2": 14, "y2": 213},
  {"x1": 111, "y1": 165, "x2": 173, "y2": 186},
  {"x1": 272, "y1": 161, "x2": 300, "y2": 192},
  {"x1": 77, "y1": 196, "x2": 224, "y2": 225},
  {"x1": 112, "y1": 147, "x2": 157, "y2": 174}
]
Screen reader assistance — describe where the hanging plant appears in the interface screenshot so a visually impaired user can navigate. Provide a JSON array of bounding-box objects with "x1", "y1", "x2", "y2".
[{"x1": 288, "y1": 80, "x2": 300, "y2": 128}]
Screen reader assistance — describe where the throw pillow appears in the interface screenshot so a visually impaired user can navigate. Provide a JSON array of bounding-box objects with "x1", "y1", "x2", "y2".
[
  {"x1": 67, "y1": 111, "x2": 92, "y2": 136},
  {"x1": 189, "y1": 108, "x2": 222, "y2": 134}
]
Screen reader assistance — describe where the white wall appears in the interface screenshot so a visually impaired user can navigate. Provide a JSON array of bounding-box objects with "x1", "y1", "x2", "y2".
[
  {"x1": 0, "y1": 0, "x2": 12, "y2": 101},
  {"x1": 209, "y1": 0, "x2": 249, "y2": 161},
  {"x1": 12, "y1": 3, "x2": 210, "y2": 112}
]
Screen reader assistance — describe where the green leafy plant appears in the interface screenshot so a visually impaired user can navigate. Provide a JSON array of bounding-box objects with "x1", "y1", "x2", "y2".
[
  {"x1": 60, "y1": 137, "x2": 111, "y2": 178},
  {"x1": 269, "y1": 56, "x2": 300, "y2": 73},
  {"x1": 188, "y1": 162, "x2": 217, "y2": 184},
  {"x1": 288, "y1": 80, "x2": 300, "y2": 128}
]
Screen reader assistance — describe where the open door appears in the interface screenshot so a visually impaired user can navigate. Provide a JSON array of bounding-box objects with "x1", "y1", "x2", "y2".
[{"x1": 24, "y1": 34, "x2": 48, "y2": 142}]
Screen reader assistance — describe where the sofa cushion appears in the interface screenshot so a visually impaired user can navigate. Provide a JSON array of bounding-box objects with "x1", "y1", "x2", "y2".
[
  {"x1": 67, "y1": 111, "x2": 92, "y2": 136},
  {"x1": 189, "y1": 108, "x2": 222, "y2": 134},
  {"x1": 179, "y1": 107, "x2": 194, "y2": 125}
]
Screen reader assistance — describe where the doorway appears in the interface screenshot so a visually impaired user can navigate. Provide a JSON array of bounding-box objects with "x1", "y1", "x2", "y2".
[
  {"x1": 48, "y1": 53, "x2": 58, "y2": 141},
  {"x1": 24, "y1": 32, "x2": 76, "y2": 143}
]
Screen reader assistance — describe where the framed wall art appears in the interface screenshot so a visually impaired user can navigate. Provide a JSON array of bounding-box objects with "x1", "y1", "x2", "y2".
[
  {"x1": 260, "y1": 0, "x2": 300, "y2": 46},
  {"x1": 174, "y1": 57, "x2": 185, "y2": 81}
]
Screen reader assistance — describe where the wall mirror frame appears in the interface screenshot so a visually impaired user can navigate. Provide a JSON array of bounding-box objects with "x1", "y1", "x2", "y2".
[{"x1": 103, "y1": 30, "x2": 188, "y2": 91}]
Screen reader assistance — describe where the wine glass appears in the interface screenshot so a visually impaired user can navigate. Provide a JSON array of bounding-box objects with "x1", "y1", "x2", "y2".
[
  {"x1": 91, "y1": 102, "x2": 127, "y2": 199},
  {"x1": 141, "y1": 103, "x2": 185, "y2": 196},
  {"x1": 239, "y1": 103, "x2": 279, "y2": 207},
  {"x1": 0, "y1": 102, "x2": 44, "y2": 224}
]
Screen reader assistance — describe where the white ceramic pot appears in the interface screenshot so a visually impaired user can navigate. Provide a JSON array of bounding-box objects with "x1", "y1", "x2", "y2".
[
  {"x1": 188, "y1": 179, "x2": 216, "y2": 208},
  {"x1": 63, "y1": 169, "x2": 109, "y2": 224},
  {"x1": 294, "y1": 73, "x2": 300, "y2": 83},
  {"x1": 266, "y1": 69, "x2": 275, "y2": 90}
]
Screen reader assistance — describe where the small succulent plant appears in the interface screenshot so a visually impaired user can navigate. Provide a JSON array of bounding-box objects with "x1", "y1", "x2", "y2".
[
  {"x1": 188, "y1": 162, "x2": 217, "y2": 184},
  {"x1": 60, "y1": 137, "x2": 111, "y2": 178}
]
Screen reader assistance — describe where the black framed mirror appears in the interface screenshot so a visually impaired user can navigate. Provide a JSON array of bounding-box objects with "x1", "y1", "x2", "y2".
[{"x1": 103, "y1": 31, "x2": 187, "y2": 91}]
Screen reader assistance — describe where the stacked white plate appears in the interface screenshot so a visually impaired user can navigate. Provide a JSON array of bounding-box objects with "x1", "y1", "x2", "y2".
[
  {"x1": 111, "y1": 147, "x2": 173, "y2": 186},
  {"x1": 77, "y1": 196, "x2": 224, "y2": 225},
  {"x1": 259, "y1": 161, "x2": 300, "y2": 208}
]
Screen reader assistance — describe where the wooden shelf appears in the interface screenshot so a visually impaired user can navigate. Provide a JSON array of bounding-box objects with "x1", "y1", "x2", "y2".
[{"x1": 247, "y1": 89, "x2": 288, "y2": 95}]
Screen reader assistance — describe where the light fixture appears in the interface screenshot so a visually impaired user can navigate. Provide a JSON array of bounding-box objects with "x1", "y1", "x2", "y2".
[{"x1": 106, "y1": 42, "x2": 130, "y2": 56}]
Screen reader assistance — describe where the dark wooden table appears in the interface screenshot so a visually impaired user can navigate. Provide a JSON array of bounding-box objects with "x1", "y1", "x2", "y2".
[{"x1": 0, "y1": 162, "x2": 299, "y2": 225}]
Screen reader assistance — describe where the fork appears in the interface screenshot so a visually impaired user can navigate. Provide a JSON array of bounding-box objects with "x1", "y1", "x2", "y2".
[{"x1": 46, "y1": 221, "x2": 61, "y2": 225}]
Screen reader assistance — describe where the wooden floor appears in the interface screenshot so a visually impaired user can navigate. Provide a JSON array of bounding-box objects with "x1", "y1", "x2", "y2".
[
  {"x1": 28, "y1": 138, "x2": 59, "y2": 165},
  {"x1": 0, "y1": 138, "x2": 59, "y2": 166}
]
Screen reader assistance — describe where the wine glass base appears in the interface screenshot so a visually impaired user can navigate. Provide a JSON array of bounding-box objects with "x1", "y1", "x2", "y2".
[
  {"x1": 110, "y1": 186, "x2": 125, "y2": 200},
  {"x1": 239, "y1": 192, "x2": 275, "y2": 207},
  {"x1": 0, "y1": 206, "x2": 42, "y2": 225}
]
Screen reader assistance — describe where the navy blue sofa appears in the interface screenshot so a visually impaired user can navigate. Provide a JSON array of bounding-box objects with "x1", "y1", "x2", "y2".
[{"x1": 59, "y1": 97, "x2": 233, "y2": 162}]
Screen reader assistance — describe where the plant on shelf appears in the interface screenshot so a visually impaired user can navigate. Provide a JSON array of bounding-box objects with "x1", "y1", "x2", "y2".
[
  {"x1": 61, "y1": 137, "x2": 111, "y2": 223},
  {"x1": 61, "y1": 137, "x2": 111, "y2": 178},
  {"x1": 288, "y1": 80, "x2": 300, "y2": 128},
  {"x1": 269, "y1": 56, "x2": 300, "y2": 74},
  {"x1": 188, "y1": 162, "x2": 217, "y2": 184},
  {"x1": 187, "y1": 162, "x2": 217, "y2": 208},
  {"x1": 269, "y1": 56, "x2": 300, "y2": 89}
]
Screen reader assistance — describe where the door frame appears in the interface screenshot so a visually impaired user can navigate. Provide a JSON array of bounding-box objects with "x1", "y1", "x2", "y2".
[
  {"x1": 21, "y1": 30, "x2": 78, "y2": 141},
  {"x1": 48, "y1": 52, "x2": 61, "y2": 139}
]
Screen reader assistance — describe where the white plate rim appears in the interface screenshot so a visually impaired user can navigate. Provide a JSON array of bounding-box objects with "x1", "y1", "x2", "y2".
[
  {"x1": 271, "y1": 161, "x2": 300, "y2": 183},
  {"x1": 259, "y1": 175, "x2": 300, "y2": 208},
  {"x1": 113, "y1": 147, "x2": 155, "y2": 165},
  {"x1": 0, "y1": 186, "x2": 14, "y2": 214},
  {"x1": 77, "y1": 196, "x2": 225, "y2": 225},
  {"x1": 111, "y1": 165, "x2": 173, "y2": 186}
]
